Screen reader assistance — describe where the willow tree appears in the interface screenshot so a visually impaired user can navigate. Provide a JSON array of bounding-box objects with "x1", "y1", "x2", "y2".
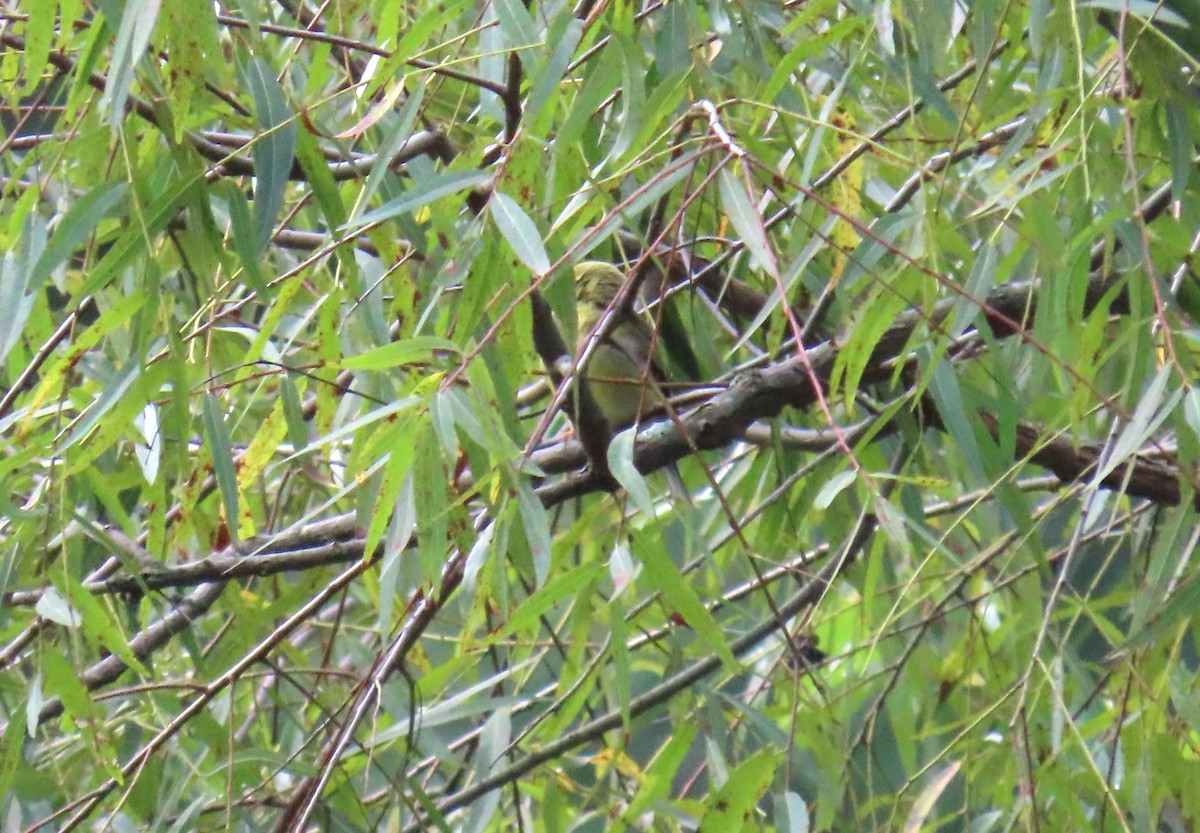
[{"x1": 2, "y1": 1, "x2": 1198, "y2": 831}]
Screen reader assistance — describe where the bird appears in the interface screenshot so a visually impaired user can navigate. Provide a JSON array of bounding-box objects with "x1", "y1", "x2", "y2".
[
  {"x1": 572, "y1": 261, "x2": 697, "y2": 504},
  {"x1": 572, "y1": 261, "x2": 669, "y2": 430}
]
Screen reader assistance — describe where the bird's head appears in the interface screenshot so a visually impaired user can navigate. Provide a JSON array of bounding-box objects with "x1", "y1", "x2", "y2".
[{"x1": 573, "y1": 261, "x2": 626, "y2": 307}]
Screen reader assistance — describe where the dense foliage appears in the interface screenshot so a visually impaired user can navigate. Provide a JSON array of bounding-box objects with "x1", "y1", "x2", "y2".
[{"x1": 2, "y1": 1, "x2": 1200, "y2": 831}]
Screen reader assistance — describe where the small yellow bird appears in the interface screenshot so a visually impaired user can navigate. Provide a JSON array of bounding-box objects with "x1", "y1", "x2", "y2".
[{"x1": 573, "y1": 261, "x2": 669, "y2": 430}]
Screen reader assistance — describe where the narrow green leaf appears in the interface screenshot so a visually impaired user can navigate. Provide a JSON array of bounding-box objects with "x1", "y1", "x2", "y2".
[
  {"x1": 352, "y1": 79, "x2": 427, "y2": 222},
  {"x1": 280, "y1": 373, "x2": 308, "y2": 452},
  {"x1": 35, "y1": 587, "x2": 80, "y2": 627},
  {"x1": 1169, "y1": 662, "x2": 1200, "y2": 734},
  {"x1": 25, "y1": 673, "x2": 43, "y2": 738},
  {"x1": 830, "y1": 285, "x2": 907, "y2": 412},
  {"x1": 162, "y1": 1, "x2": 221, "y2": 138},
  {"x1": 762, "y1": 18, "x2": 859, "y2": 105},
  {"x1": 609, "y1": 543, "x2": 639, "y2": 598},
  {"x1": 873, "y1": 495, "x2": 909, "y2": 553},
  {"x1": 464, "y1": 708, "x2": 511, "y2": 832},
  {"x1": 607, "y1": 428, "x2": 655, "y2": 515},
  {"x1": 0, "y1": 714, "x2": 27, "y2": 795},
  {"x1": 41, "y1": 651, "x2": 101, "y2": 722},
  {"x1": 718, "y1": 166, "x2": 779, "y2": 278},
  {"x1": 1080, "y1": 0, "x2": 1189, "y2": 27},
  {"x1": 1184, "y1": 388, "x2": 1200, "y2": 442},
  {"x1": 950, "y1": 243, "x2": 998, "y2": 337},
  {"x1": 0, "y1": 220, "x2": 44, "y2": 365},
  {"x1": 1030, "y1": 0, "x2": 1049, "y2": 54},
  {"x1": 348, "y1": 170, "x2": 492, "y2": 228},
  {"x1": 364, "y1": 0, "x2": 453, "y2": 89},
  {"x1": 364, "y1": 416, "x2": 418, "y2": 580},
  {"x1": 341, "y1": 336, "x2": 461, "y2": 370},
  {"x1": 814, "y1": 469, "x2": 856, "y2": 510},
  {"x1": 491, "y1": 192, "x2": 550, "y2": 275},
  {"x1": 1128, "y1": 508, "x2": 1195, "y2": 648},
  {"x1": 778, "y1": 791, "x2": 811, "y2": 833},
  {"x1": 22, "y1": 291, "x2": 145, "y2": 419},
  {"x1": 527, "y1": 16, "x2": 582, "y2": 122},
  {"x1": 608, "y1": 31, "x2": 646, "y2": 162},
  {"x1": 378, "y1": 470, "x2": 419, "y2": 634},
  {"x1": 637, "y1": 527, "x2": 740, "y2": 673},
  {"x1": 414, "y1": 427, "x2": 450, "y2": 581},
  {"x1": 293, "y1": 128, "x2": 348, "y2": 234},
  {"x1": 79, "y1": 171, "x2": 194, "y2": 297},
  {"x1": 494, "y1": 0, "x2": 540, "y2": 51},
  {"x1": 652, "y1": 0, "x2": 690, "y2": 77},
  {"x1": 462, "y1": 519, "x2": 497, "y2": 597},
  {"x1": 286, "y1": 397, "x2": 419, "y2": 462},
  {"x1": 63, "y1": 575, "x2": 149, "y2": 676},
  {"x1": 497, "y1": 560, "x2": 606, "y2": 638},
  {"x1": 516, "y1": 482, "x2": 552, "y2": 585},
  {"x1": 1166, "y1": 102, "x2": 1192, "y2": 203},
  {"x1": 202, "y1": 393, "x2": 239, "y2": 543},
  {"x1": 62, "y1": 360, "x2": 143, "y2": 451},
  {"x1": 1096, "y1": 365, "x2": 1179, "y2": 483},
  {"x1": 478, "y1": 3, "x2": 506, "y2": 121},
  {"x1": 558, "y1": 43, "x2": 621, "y2": 147},
  {"x1": 626, "y1": 723, "x2": 698, "y2": 817},
  {"x1": 610, "y1": 595, "x2": 630, "y2": 725},
  {"x1": 928, "y1": 360, "x2": 987, "y2": 484},
  {"x1": 21, "y1": 2, "x2": 55, "y2": 95},
  {"x1": 697, "y1": 750, "x2": 778, "y2": 833},
  {"x1": 903, "y1": 761, "x2": 962, "y2": 833},
  {"x1": 30, "y1": 182, "x2": 129, "y2": 289},
  {"x1": 239, "y1": 56, "x2": 297, "y2": 252},
  {"x1": 222, "y1": 183, "x2": 269, "y2": 296},
  {"x1": 65, "y1": 16, "x2": 106, "y2": 121},
  {"x1": 565, "y1": 155, "x2": 697, "y2": 254},
  {"x1": 386, "y1": 0, "x2": 475, "y2": 85},
  {"x1": 102, "y1": 0, "x2": 162, "y2": 129}
]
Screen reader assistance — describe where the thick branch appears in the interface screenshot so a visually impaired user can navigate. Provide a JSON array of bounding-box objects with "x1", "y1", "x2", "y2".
[
  {"x1": 28, "y1": 581, "x2": 228, "y2": 728},
  {"x1": 537, "y1": 269, "x2": 1190, "y2": 509},
  {"x1": 190, "y1": 129, "x2": 454, "y2": 181},
  {"x1": 1, "y1": 533, "x2": 365, "y2": 606}
]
